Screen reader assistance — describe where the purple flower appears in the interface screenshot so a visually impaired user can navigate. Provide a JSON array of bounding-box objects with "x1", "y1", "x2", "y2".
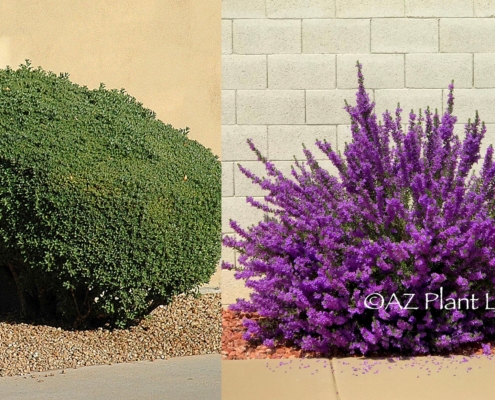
[{"x1": 222, "y1": 62, "x2": 495, "y2": 356}]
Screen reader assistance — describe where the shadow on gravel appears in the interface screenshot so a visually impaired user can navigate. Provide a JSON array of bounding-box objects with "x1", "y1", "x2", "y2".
[
  {"x1": 0, "y1": 265, "x2": 169, "y2": 332},
  {"x1": 0, "y1": 305, "x2": 161, "y2": 333}
]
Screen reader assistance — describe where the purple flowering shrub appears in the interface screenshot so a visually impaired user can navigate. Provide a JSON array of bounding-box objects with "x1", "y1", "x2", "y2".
[{"x1": 222, "y1": 62, "x2": 495, "y2": 356}]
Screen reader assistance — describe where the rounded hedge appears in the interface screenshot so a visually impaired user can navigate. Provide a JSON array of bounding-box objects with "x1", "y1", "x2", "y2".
[{"x1": 0, "y1": 61, "x2": 221, "y2": 328}]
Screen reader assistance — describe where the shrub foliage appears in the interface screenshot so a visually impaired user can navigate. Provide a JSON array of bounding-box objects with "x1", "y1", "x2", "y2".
[
  {"x1": 223, "y1": 62, "x2": 495, "y2": 355},
  {"x1": 0, "y1": 61, "x2": 221, "y2": 328}
]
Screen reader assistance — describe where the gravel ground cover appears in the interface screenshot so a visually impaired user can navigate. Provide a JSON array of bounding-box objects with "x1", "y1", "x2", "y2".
[
  {"x1": 222, "y1": 308, "x2": 495, "y2": 361},
  {"x1": 0, "y1": 293, "x2": 221, "y2": 376},
  {"x1": 222, "y1": 309, "x2": 321, "y2": 360}
]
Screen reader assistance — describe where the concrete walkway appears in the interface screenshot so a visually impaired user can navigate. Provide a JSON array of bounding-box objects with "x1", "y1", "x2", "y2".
[
  {"x1": 223, "y1": 354, "x2": 495, "y2": 400},
  {"x1": 0, "y1": 354, "x2": 221, "y2": 400},
  {"x1": 6, "y1": 351, "x2": 495, "y2": 399}
]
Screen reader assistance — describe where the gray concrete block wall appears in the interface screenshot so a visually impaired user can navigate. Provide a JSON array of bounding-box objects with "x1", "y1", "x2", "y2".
[{"x1": 221, "y1": 0, "x2": 495, "y2": 305}]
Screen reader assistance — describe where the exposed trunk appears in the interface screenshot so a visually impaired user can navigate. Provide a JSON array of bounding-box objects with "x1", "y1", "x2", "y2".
[
  {"x1": 6, "y1": 263, "x2": 29, "y2": 317},
  {"x1": 71, "y1": 288, "x2": 91, "y2": 329}
]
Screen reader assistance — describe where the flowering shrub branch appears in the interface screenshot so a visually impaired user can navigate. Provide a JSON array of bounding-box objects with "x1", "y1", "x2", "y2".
[{"x1": 222, "y1": 62, "x2": 495, "y2": 355}]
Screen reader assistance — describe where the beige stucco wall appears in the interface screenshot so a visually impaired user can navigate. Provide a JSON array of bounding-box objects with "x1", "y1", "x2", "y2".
[
  {"x1": 0, "y1": 0, "x2": 220, "y2": 158},
  {"x1": 0, "y1": 0, "x2": 221, "y2": 288}
]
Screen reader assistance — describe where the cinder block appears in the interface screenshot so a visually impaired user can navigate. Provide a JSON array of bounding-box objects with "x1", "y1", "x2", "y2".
[
  {"x1": 372, "y1": 19, "x2": 438, "y2": 53},
  {"x1": 222, "y1": 0, "x2": 266, "y2": 18},
  {"x1": 222, "y1": 125, "x2": 268, "y2": 161},
  {"x1": 337, "y1": 54, "x2": 404, "y2": 89},
  {"x1": 406, "y1": 0, "x2": 473, "y2": 17},
  {"x1": 273, "y1": 159, "x2": 341, "y2": 181},
  {"x1": 222, "y1": 20, "x2": 233, "y2": 55},
  {"x1": 270, "y1": 160, "x2": 298, "y2": 180},
  {"x1": 406, "y1": 54, "x2": 472, "y2": 88},
  {"x1": 336, "y1": 0, "x2": 404, "y2": 17},
  {"x1": 234, "y1": 161, "x2": 269, "y2": 197},
  {"x1": 306, "y1": 90, "x2": 369, "y2": 125},
  {"x1": 474, "y1": 54, "x2": 495, "y2": 88},
  {"x1": 268, "y1": 54, "x2": 336, "y2": 90},
  {"x1": 444, "y1": 89, "x2": 495, "y2": 124},
  {"x1": 237, "y1": 90, "x2": 305, "y2": 124},
  {"x1": 440, "y1": 19, "x2": 495, "y2": 53},
  {"x1": 303, "y1": 19, "x2": 370, "y2": 54},
  {"x1": 475, "y1": 0, "x2": 495, "y2": 17},
  {"x1": 201, "y1": 264, "x2": 221, "y2": 290},
  {"x1": 222, "y1": 162, "x2": 234, "y2": 197},
  {"x1": 280, "y1": 160, "x2": 341, "y2": 189},
  {"x1": 374, "y1": 89, "x2": 444, "y2": 120},
  {"x1": 221, "y1": 269, "x2": 253, "y2": 306},
  {"x1": 337, "y1": 125, "x2": 353, "y2": 152},
  {"x1": 223, "y1": 55, "x2": 267, "y2": 90},
  {"x1": 221, "y1": 233, "x2": 237, "y2": 270},
  {"x1": 268, "y1": 125, "x2": 337, "y2": 160},
  {"x1": 272, "y1": 160, "x2": 309, "y2": 182},
  {"x1": 233, "y1": 19, "x2": 301, "y2": 55},
  {"x1": 222, "y1": 90, "x2": 236, "y2": 125},
  {"x1": 220, "y1": 232, "x2": 254, "y2": 305},
  {"x1": 222, "y1": 196, "x2": 266, "y2": 233},
  {"x1": 267, "y1": 0, "x2": 335, "y2": 18}
]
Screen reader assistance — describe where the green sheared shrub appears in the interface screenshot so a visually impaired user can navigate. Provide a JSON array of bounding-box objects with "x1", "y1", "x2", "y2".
[{"x1": 0, "y1": 61, "x2": 221, "y2": 328}]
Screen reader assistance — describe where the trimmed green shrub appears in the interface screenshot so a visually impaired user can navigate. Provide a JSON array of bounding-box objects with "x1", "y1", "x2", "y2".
[{"x1": 0, "y1": 61, "x2": 221, "y2": 328}]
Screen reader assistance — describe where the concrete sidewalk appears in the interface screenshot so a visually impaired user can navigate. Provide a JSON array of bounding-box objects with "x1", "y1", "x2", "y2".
[
  {"x1": 222, "y1": 354, "x2": 495, "y2": 400},
  {"x1": 0, "y1": 354, "x2": 221, "y2": 400}
]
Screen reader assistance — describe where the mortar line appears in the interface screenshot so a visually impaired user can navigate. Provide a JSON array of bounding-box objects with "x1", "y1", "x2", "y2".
[
  {"x1": 369, "y1": 18, "x2": 372, "y2": 53},
  {"x1": 266, "y1": 54, "x2": 268, "y2": 89},
  {"x1": 304, "y1": 90, "x2": 307, "y2": 123},
  {"x1": 472, "y1": 53, "x2": 474, "y2": 88},
  {"x1": 438, "y1": 18, "x2": 440, "y2": 52},
  {"x1": 335, "y1": 53, "x2": 337, "y2": 89},
  {"x1": 266, "y1": 124, "x2": 269, "y2": 161},
  {"x1": 300, "y1": 18, "x2": 303, "y2": 53},
  {"x1": 440, "y1": 85, "x2": 445, "y2": 114},
  {"x1": 336, "y1": 123, "x2": 339, "y2": 153},
  {"x1": 231, "y1": 162, "x2": 235, "y2": 201}
]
